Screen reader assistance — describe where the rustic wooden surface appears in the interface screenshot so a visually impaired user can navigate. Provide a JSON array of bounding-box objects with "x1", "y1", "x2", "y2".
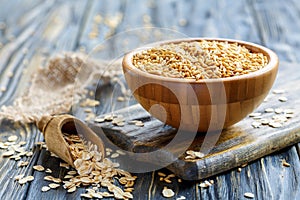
[{"x1": 1, "y1": 0, "x2": 300, "y2": 199}]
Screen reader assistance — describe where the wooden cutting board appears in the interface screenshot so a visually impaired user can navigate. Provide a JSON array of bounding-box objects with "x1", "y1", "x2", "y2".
[{"x1": 89, "y1": 62, "x2": 300, "y2": 180}]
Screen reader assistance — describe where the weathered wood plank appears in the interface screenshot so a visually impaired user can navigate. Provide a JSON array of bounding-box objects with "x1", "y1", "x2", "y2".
[
  {"x1": 0, "y1": 122, "x2": 44, "y2": 199},
  {"x1": 0, "y1": 0, "x2": 57, "y2": 104},
  {"x1": 0, "y1": 0, "x2": 46, "y2": 38},
  {"x1": 22, "y1": 1, "x2": 92, "y2": 199},
  {"x1": 249, "y1": 0, "x2": 300, "y2": 180},
  {"x1": 199, "y1": 147, "x2": 300, "y2": 200},
  {"x1": 0, "y1": 0, "x2": 89, "y2": 200},
  {"x1": 250, "y1": 0, "x2": 300, "y2": 62}
]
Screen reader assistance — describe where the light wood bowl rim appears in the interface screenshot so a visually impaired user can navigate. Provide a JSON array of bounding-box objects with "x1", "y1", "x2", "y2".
[{"x1": 122, "y1": 37, "x2": 279, "y2": 83}]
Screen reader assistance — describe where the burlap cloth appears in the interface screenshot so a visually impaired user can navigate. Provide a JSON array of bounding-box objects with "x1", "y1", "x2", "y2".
[{"x1": 0, "y1": 53, "x2": 122, "y2": 124}]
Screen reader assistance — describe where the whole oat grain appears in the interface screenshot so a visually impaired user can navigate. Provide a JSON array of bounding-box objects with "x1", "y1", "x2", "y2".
[{"x1": 132, "y1": 41, "x2": 268, "y2": 80}]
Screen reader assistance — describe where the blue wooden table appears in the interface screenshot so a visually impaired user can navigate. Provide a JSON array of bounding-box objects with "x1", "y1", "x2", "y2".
[{"x1": 0, "y1": 0, "x2": 300, "y2": 199}]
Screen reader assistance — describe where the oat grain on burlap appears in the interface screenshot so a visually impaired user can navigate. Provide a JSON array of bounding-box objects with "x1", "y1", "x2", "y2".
[{"x1": 0, "y1": 53, "x2": 122, "y2": 124}]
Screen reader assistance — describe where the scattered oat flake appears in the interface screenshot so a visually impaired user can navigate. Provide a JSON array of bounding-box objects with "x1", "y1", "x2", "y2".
[
  {"x1": 285, "y1": 113, "x2": 294, "y2": 118},
  {"x1": 2, "y1": 150, "x2": 15, "y2": 157},
  {"x1": 44, "y1": 176, "x2": 54, "y2": 181},
  {"x1": 273, "y1": 89, "x2": 285, "y2": 94},
  {"x1": 128, "y1": 120, "x2": 138, "y2": 124},
  {"x1": 251, "y1": 121, "x2": 261, "y2": 128},
  {"x1": 94, "y1": 117, "x2": 105, "y2": 123},
  {"x1": 67, "y1": 186, "x2": 77, "y2": 193},
  {"x1": 45, "y1": 168, "x2": 52, "y2": 173},
  {"x1": 162, "y1": 187, "x2": 175, "y2": 198},
  {"x1": 0, "y1": 86, "x2": 6, "y2": 92},
  {"x1": 282, "y1": 160, "x2": 291, "y2": 167},
  {"x1": 260, "y1": 118, "x2": 269, "y2": 125},
  {"x1": 26, "y1": 176, "x2": 34, "y2": 181},
  {"x1": 8, "y1": 135, "x2": 18, "y2": 142},
  {"x1": 268, "y1": 122, "x2": 282, "y2": 128},
  {"x1": 94, "y1": 14, "x2": 103, "y2": 23},
  {"x1": 241, "y1": 163, "x2": 248, "y2": 167},
  {"x1": 18, "y1": 161, "x2": 29, "y2": 167},
  {"x1": 116, "y1": 122, "x2": 125, "y2": 127},
  {"x1": 64, "y1": 175, "x2": 74, "y2": 179},
  {"x1": 166, "y1": 174, "x2": 176, "y2": 179},
  {"x1": 263, "y1": 97, "x2": 269, "y2": 102},
  {"x1": 135, "y1": 121, "x2": 144, "y2": 127},
  {"x1": 249, "y1": 112, "x2": 261, "y2": 117},
  {"x1": 11, "y1": 155, "x2": 21, "y2": 160},
  {"x1": 42, "y1": 186, "x2": 51, "y2": 192},
  {"x1": 15, "y1": 147, "x2": 26, "y2": 153},
  {"x1": 33, "y1": 165, "x2": 45, "y2": 171},
  {"x1": 80, "y1": 99, "x2": 100, "y2": 107},
  {"x1": 52, "y1": 177, "x2": 62, "y2": 183},
  {"x1": 35, "y1": 141, "x2": 45, "y2": 146},
  {"x1": 117, "y1": 96, "x2": 125, "y2": 102},
  {"x1": 19, "y1": 141, "x2": 27, "y2": 146},
  {"x1": 204, "y1": 180, "x2": 212, "y2": 186},
  {"x1": 164, "y1": 178, "x2": 172, "y2": 183},
  {"x1": 158, "y1": 172, "x2": 166, "y2": 177},
  {"x1": 124, "y1": 188, "x2": 134, "y2": 193},
  {"x1": 177, "y1": 195, "x2": 186, "y2": 200},
  {"x1": 0, "y1": 143, "x2": 8, "y2": 149},
  {"x1": 199, "y1": 181, "x2": 211, "y2": 188},
  {"x1": 49, "y1": 183, "x2": 60, "y2": 189},
  {"x1": 81, "y1": 193, "x2": 93, "y2": 198},
  {"x1": 244, "y1": 192, "x2": 255, "y2": 199},
  {"x1": 18, "y1": 178, "x2": 28, "y2": 184},
  {"x1": 284, "y1": 109, "x2": 294, "y2": 114},
  {"x1": 7, "y1": 71, "x2": 14, "y2": 78},
  {"x1": 19, "y1": 176, "x2": 34, "y2": 184},
  {"x1": 116, "y1": 150, "x2": 126, "y2": 155},
  {"x1": 194, "y1": 151, "x2": 204, "y2": 158},
  {"x1": 81, "y1": 177, "x2": 92, "y2": 183},
  {"x1": 275, "y1": 108, "x2": 283, "y2": 114},
  {"x1": 110, "y1": 153, "x2": 119, "y2": 158},
  {"x1": 84, "y1": 108, "x2": 93, "y2": 113},
  {"x1": 278, "y1": 96, "x2": 288, "y2": 102},
  {"x1": 60, "y1": 162, "x2": 70, "y2": 169},
  {"x1": 26, "y1": 152, "x2": 33, "y2": 157},
  {"x1": 50, "y1": 152, "x2": 59, "y2": 158},
  {"x1": 264, "y1": 108, "x2": 274, "y2": 113},
  {"x1": 15, "y1": 174, "x2": 24, "y2": 181},
  {"x1": 67, "y1": 170, "x2": 77, "y2": 175}
]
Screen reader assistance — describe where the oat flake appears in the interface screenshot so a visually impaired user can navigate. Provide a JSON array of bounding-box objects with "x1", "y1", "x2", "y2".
[
  {"x1": 162, "y1": 187, "x2": 175, "y2": 198},
  {"x1": 244, "y1": 192, "x2": 255, "y2": 199},
  {"x1": 41, "y1": 186, "x2": 51, "y2": 192}
]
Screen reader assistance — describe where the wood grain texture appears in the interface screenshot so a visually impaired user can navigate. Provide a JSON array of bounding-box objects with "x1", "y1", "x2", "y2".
[{"x1": 0, "y1": 0, "x2": 300, "y2": 199}]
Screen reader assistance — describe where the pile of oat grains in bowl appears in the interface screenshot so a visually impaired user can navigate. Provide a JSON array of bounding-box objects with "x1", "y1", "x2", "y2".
[{"x1": 132, "y1": 40, "x2": 269, "y2": 80}]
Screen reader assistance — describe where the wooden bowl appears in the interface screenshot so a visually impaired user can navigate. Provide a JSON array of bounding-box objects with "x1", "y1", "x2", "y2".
[{"x1": 122, "y1": 38, "x2": 279, "y2": 132}]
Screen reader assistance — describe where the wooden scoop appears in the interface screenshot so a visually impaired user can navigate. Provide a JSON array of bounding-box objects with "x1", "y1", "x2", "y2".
[{"x1": 37, "y1": 114, "x2": 105, "y2": 167}]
